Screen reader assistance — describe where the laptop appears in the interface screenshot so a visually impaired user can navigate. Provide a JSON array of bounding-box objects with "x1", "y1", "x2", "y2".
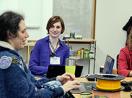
[
  {"x1": 46, "y1": 65, "x2": 83, "y2": 78},
  {"x1": 46, "y1": 65, "x2": 65, "y2": 78},
  {"x1": 103, "y1": 55, "x2": 115, "y2": 74},
  {"x1": 86, "y1": 55, "x2": 115, "y2": 81}
]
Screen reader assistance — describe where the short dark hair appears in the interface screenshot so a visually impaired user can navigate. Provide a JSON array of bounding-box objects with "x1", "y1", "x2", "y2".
[
  {"x1": 46, "y1": 16, "x2": 65, "y2": 34},
  {"x1": 0, "y1": 11, "x2": 24, "y2": 41}
]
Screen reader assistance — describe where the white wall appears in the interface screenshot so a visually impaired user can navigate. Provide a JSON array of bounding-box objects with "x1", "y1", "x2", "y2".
[
  {"x1": 0, "y1": 0, "x2": 53, "y2": 40},
  {"x1": 95, "y1": 0, "x2": 132, "y2": 72}
]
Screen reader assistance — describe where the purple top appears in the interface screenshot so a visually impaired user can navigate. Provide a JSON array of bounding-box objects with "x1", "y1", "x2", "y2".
[{"x1": 29, "y1": 36, "x2": 69, "y2": 76}]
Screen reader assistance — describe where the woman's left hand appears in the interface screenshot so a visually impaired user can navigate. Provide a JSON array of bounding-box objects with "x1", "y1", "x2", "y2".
[{"x1": 56, "y1": 73, "x2": 75, "y2": 84}]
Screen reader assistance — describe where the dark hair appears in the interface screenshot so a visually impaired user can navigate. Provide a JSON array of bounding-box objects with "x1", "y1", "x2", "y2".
[
  {"x1": 0, "y1": 11, "x2": 24, "y2": 41},
  {"x1": 46, "y1": 16, "x2": 65, "y2": 34},
  {"x1": 123, "y1": 16, "x2": 132, "y2": 33}
]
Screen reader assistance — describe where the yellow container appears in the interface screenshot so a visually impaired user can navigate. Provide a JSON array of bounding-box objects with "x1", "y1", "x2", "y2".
[
  {"x1": 65, "y1": 66, "x2": 75, "y2": 75},
  {"x1": 96, "y1": 79, "x2": 121, "y2": 91},
  {"x1": 80, "y1": 48, "x2": 84, "y2": 59},
  {"x1": 77, "y1": 50, "x2": 81, "y2": 57},
  {"x1": 96, "y1": 74, "x2": 124, "y2": 91}
]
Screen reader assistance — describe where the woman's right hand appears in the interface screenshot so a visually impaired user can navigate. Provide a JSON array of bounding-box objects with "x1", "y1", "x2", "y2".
[{"x1": 62, "y1": 80, "x2": 80, "y2": 93}]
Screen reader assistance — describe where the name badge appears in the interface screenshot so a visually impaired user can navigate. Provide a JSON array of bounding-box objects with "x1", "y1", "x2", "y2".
[{"x1": 50, "y1": 57, "x2": 60, "y2": 65}]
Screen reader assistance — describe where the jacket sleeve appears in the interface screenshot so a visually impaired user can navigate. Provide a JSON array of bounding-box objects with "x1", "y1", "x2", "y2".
[
  {"x1": 29, "y1": 42, "x2": 47, "y2": 75},
  {"x1": 4, "y1": 63, "x2": 64, "y2": 98},
  {"x1": 63, "y1": 46, "x2": 70, "y2": 65},
  {"x1": 0, "y1": 69, "x2": 6, "y2": 98},
  {"x1": 31, "y1": 75, "x2": 56, "y2": 89},
  {"x1": 118, "y1": 49, "x2": 130, "y2": 76},
  {"x1": 65, "y1": 46, "x2": 70, "y2": 58},
  {"x1": 27, "y1": 71, "x2": 51, "y2": 89}
]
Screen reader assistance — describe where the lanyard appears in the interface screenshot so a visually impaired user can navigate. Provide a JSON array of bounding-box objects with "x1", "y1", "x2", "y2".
[{"x1": 49, "y1": 41, "x2": 59, "y2": 57}]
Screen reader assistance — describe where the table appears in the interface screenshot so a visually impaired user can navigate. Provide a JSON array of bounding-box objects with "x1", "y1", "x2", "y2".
[{"x1": 73, "y1": 77, "x2": 132, "y2": 98}]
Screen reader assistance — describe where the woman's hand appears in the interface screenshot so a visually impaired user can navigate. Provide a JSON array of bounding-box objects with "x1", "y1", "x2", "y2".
[
  {"x1": 62, "y1": 80, "x2": 80, "y2": 93},
  {"x1": 56, "y1": 73, "x2": 75, "y2": 84}
]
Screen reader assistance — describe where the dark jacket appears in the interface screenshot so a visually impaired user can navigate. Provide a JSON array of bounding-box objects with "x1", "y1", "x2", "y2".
[{"x1": 0, "y1": 41, "x2": 64, "y2": 98}]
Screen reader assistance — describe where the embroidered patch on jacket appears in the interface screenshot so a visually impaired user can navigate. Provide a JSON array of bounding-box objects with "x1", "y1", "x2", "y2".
[
  {"x1": 12, "y1": 56, "x2": 19, "y2": 64},
  {"x1": 0, "y1": 56, "x2": 12, "y2": 69}
]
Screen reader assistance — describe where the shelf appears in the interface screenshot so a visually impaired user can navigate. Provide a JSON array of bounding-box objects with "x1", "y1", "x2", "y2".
[
  {"x1": 65, "y1": 39, "x2": 96, "y2": 74},
  {"x1": 25, "y1": 40, "x2": 36, "y2": 46},
  {"x1": 25, "y1": 39, "x2": 96, "y2": 46},
  {"x1": 25, "y1": 42, "x2": 36, "y2": 46},
  {"x1": 64, "y1": 39, "x2": 96, "y2": 44}
]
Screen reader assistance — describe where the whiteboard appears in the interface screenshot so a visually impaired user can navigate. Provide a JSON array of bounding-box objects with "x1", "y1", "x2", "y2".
[{"x1": 53, "y1": 0, "x2": 94, "y2": 39}]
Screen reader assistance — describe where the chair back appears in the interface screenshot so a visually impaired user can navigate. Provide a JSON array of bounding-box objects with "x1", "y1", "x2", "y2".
[{"x1": 116, "y1": 54, "x2": 119, "y2": 74}]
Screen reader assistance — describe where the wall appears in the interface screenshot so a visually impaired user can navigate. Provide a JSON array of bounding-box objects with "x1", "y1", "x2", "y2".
[
  {"x1": 96, "y1": 0, "x2": 132, "y2": 72},
  {"x1": 0, "y1": 0, "x2": 53, "y2": 40}
]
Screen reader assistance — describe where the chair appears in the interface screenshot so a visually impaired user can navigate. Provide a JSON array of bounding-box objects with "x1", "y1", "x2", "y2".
[
  {"x1": 116, "y1": 54, "x2": 119, "y2": 73},
  {"x1": 112, "y1": 54, "x2": 119, "y2": 74},
  {"x1": 100, "y1": 55, "x2": 115, "y2": 74}
]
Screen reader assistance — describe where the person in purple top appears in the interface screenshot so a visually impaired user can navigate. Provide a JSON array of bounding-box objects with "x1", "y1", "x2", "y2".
[{"x1": 29, "y1": 16, "x2": 70, "y2": 76}]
